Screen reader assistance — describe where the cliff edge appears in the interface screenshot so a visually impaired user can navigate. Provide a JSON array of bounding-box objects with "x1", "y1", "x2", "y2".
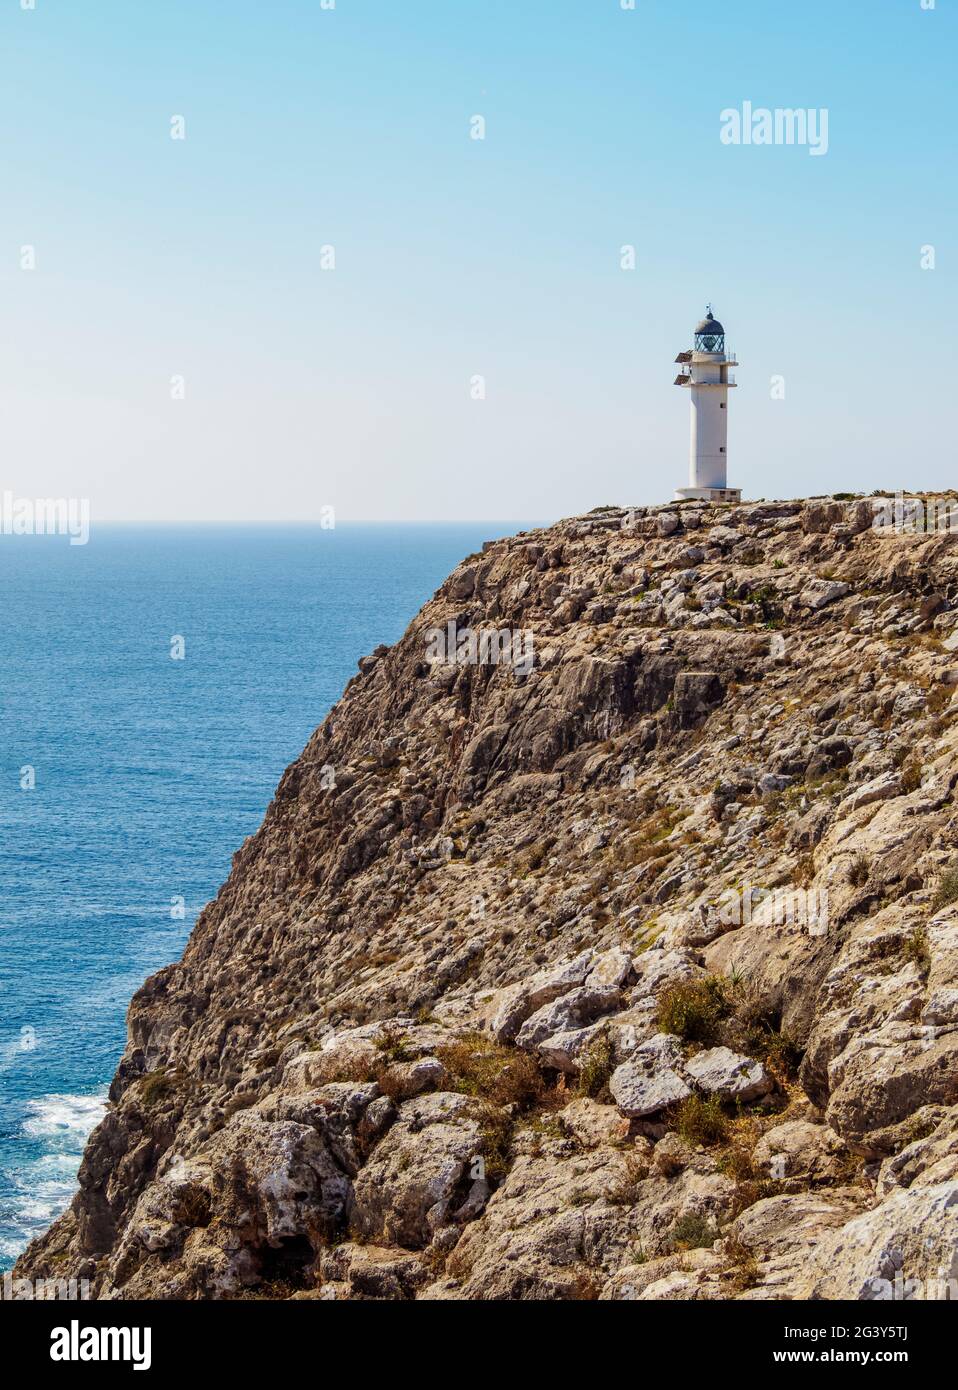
[{"x1": 16, "y1": 495, "x2": 958, "y2": 1300}]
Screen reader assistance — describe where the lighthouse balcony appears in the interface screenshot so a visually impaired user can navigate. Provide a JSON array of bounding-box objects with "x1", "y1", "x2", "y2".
[{"x1": 690, "y1": 350, "x2": 737, "y2": 367}]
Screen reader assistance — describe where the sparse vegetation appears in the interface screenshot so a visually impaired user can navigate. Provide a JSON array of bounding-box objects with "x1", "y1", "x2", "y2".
[
  {"x1": 794, "y1": 852, "x2": 816, "y2": 888},
  {"x1": 731, "y1": 994, "x2": 802, "y2": 1082},
  {"x1": 606, "y1": 1150, "x2": 651, "y2": 1205},
  {"x1": 576, "y1": 1031, "x2": 614, "y2": 1100},
  {"x1": 564, "y1": 1264, "x2": 602, "y2": 1300},
  {"x1": 374, "y1": 1026, "x2": 412, "y2": 1063},
  {"x1": 932, "y1": 865, "x2": 958, "y2": 912},
  {"x1": 674, "y1": 1094, "x2": 729, "y2": 1146},
  {"x1": 139, "y1": 1066, "x2": 189, "y2": 1107},
  {"x1": 668, "y1": 1212, "x2": 718, "y2": 1252},
  {"x1": 716, "y1": 1128, "x2": 757, "y2": 1183},
  {"x1": 473, "y1": 1101, "x2": 514, "y2": 1182},
  {"x1": 903, "y1": 925, "x2": 931, "y2": 972},
  {"x1": 927, "y1": 684, "x2": 955, "y2": 715},
  {"x1": 847, "y1": 853, "x2": 871, "y2": 887},
  {"x1": 725, "y1": 1236, "x2": 761, "y2": 1292},
  {"x1": 519, "y1": 836, "x2": 557, "y2": 875},
  {"x1": 437, "y1": 1032, "x2": 548, "y2": 1110},
  {"x1": 900, "y1": 758, "x2": 923, "y2": 793},
  {"x1": 657, "y1": 975, "x2": 732, "y2": 1045}
]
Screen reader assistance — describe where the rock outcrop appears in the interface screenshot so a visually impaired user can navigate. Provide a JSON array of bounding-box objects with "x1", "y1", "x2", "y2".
[{"x1": 15, "y1": 493, "x2": 958, "y2": 1300}]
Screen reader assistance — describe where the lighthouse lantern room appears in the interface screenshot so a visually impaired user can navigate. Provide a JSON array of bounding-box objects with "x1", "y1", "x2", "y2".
[{"x1": 673, "y1": 306, "x2": 741, "y2": 503}]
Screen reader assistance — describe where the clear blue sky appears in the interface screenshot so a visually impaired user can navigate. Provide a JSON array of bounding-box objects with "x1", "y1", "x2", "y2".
[{"x1": 1, "y1": 0, "x2": 954, "y2": 520}]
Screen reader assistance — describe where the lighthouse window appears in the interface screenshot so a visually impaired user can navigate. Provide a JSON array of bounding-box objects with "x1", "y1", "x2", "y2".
[
  {"x1": 719, "y1": 446, "x2": 725, "y2": 453},
  {"x1": 720, "y1": 402, "x2": 725, "y2": 409}
]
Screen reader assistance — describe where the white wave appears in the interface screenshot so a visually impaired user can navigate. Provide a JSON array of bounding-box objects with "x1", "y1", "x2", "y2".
[
  {"x1": 0, "y1": 1234, "x2": 28, "y2": 1261},
  {"x1": 0, "y1": 1090, "x2": 108, "y2": 1270},
  {"x1": 9, "y1": 1195, "x2": 59, "y2": 1222},
  {"x1": 21, "y1": 1091, "x2": 107, "y2": 1144}
]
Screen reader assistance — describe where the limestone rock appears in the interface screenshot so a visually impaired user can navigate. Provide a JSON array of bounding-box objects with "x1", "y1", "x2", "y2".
[
  {"x1": 751, "y1": 1121, "x2": 846, "y2": 1185},
  {"x1": 672, "y1": 671, "x2": 724, "y2": 727},
  {"x1": 318, "y1": 1242, "x2": 427, "y2": 1300},
  {"x1": 808, "y1": 1184, "x2": 958, "y2": 1299},
  {"x1": 838, "y1": 771, "x2": 904, "y2": 815},
  {"x1": 349, "y1": 1093, "x2": 484, "y2": 1248},
  {"x1": 486, "y1": 952, "x2": 594, "y2": 1044},
  {"x1": 514, "y1": 984, "x2": 622, "y2": 1050},
  {"x1": 559, "y1": 1098, "x2": 632, "y2": 1150},
  {"x1": 684, "y1": 1047, "x2": 773, "y2": 1102},
  {"x1": 799, "y1": 578, "x2": 850, "y2": 610},
  {"x1": 609, "y1": 1035, "x2": 692, "y2": 1118}
]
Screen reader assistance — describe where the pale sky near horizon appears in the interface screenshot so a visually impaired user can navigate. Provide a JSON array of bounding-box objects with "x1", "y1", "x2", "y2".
[{"x1": 1, "y1": 1, "x2": 954, "y2": 522}]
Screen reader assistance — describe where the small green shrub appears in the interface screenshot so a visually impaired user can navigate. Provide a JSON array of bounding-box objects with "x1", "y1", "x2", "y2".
[
  {"x1": 674, "y1": 1094, "x2": 729, "y2": 1146},
  {"x1": 474, "y1": 1102, "x2": 514, "y2": 1182},
  {"x1": 932, "y1": 866, "x2": 958, "y2": 912},
  {"x1": 374, "y1": 1026, "x2": 412, "y2": 1063},
  {"x1": 668, "y1": 1212, "x2": 718, "y2": 1252},
  {"x1": 903, "y1": 925, "x2": 931, "y2": 972},
  {"x1": 657, "y1": 976, "x2": 731, "y2": 1045},
  {"x1": 437, "y1": 1033, "x2": 546, "y2": 1109},
  {"x1": 139, "y1": 1067, "x2": 188, "y2": 1107},
  {"x1": 847, "y1": 853, "x2": 870, "y2": 887},
  {"x1": 576, "y1": 1032, "x2": 614, "y2": 1100},
  {"x1": 732, "y1": 996, "x2": 801, "y2": 1081}
]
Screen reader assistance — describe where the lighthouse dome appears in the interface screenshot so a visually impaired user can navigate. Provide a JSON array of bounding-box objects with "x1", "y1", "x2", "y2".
[{"x1": 693, "y1": 307, "x2": 725, "y2": 352}]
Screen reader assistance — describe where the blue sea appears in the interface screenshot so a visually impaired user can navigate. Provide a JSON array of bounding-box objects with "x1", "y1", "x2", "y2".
[{"x1": 0, "y1": 521, "x2": 528, "y2": 1270}]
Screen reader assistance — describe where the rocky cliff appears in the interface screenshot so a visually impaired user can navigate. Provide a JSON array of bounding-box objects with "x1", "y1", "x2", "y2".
[{"x1": 17, "y1": 495, "x2": 958, "y2": 1300}]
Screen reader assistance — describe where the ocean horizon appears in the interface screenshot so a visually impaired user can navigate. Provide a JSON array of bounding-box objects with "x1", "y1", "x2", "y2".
[{"x1": 0, "y1": 520, "x2": 539, "y2": 1270}]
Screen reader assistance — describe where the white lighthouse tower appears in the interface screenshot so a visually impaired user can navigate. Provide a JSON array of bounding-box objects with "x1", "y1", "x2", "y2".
[{"x1": 673, "y1": 306, "x2": 741, "y2": 503}]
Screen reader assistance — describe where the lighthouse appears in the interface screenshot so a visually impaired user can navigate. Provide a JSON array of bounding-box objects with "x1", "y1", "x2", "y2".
[{"x1": 673, "y1": 306, "x2": 741, "y2": 503}]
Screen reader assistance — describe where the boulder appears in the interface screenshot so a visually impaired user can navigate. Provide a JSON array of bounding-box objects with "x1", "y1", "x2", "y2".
[
  {"x1": 609, "y1": 1035, "x2": 692, "y2": 1118},
  {"x1": 684, "y1": 1047, "x2": 773, "y2": 1103},
  {"x1": 514, "y1": 984, "x2": 622, "y2": 1050},
  {"x1": 349, "y1": 1092, "x2": 484, "y2": 1248},
  {"x1": 318, "y1": 1242, "x2": 427, "y2": 1300},
  {"x1": 537, "y1": 1023, "x2": 607, "y2": 1075},
  {"x1": 809, "y1": 1183, "x2": 958, "y2": 1300},
  {"x1": 672, "y1": 671, "x2": 724, "y2": 728},
  {"x1": 486, "y1": 952, "x2": 594, "y2": 1044},
  {"x1": 837, "y1": 771, "x2": 904, "y2": 815},
  {"x1": 752, "y1": 1121, "x2": 846, "y2": 1185},
  {"x1": 798, "y1": 578, "x2": 850, "y2": 610},
  {"x1": 447, "y1": 566, "x2": 477, "y2": 600}
]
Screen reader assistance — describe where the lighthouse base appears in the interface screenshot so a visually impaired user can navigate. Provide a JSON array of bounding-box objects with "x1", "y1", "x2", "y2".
[{"x1": 674, "y1": 486, "x2": 742, "y2": 504}]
